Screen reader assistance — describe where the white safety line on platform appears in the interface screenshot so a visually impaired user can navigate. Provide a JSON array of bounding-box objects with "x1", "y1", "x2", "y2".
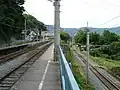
[{"x1": 38, "y1": 60, "x2": 50, "y2": 90}]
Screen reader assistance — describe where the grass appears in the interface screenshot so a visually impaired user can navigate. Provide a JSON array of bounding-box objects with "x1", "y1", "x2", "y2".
[
  {"x1": 75, "y1": 45, "x2": 120, "y2": 81},
  {"x1": 90, "y1": 56, "x2": 120, "y2": 70},
  {"x1": 75, "y1": 46, "x2": 120, "y2": 69},
  {"x1": 64, "y1": 45, "x2": 95, "y2": 90},
  {"x1": 90, "y1": 56, "x2": 120, "y2": 79}
]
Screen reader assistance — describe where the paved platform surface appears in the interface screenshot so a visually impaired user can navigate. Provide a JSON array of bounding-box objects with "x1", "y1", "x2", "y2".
[
  {"x1": 0, "y1": 41, "x2": 43, "y2": 50},
  {"x1": 10, "y1": 44, "x2": 61, "y2": 90}
]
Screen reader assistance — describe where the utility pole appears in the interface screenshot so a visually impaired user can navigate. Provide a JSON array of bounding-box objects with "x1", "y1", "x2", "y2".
[
  {"x1": 86, "y1": 22, "x2": 89, "y2": 86},
  {"x1": 48, "y1": 0, "x2": 61, "y2": 60},
  {"x1": 54, "y1": 0, "x2": 60, "y2": 60},
  {"x1": 24, "y1": 19, "x2": 27, "y2": 41},
  {"x1": 37, "y1": 28, "x2": 39, "y2": 41},
  {"x1": 35, "y1": 27, "x2": 39, "y2": 41},
  {"x1": 72, "y1": 32, "x2": 76, "y2": 46},
  {"x1": 42, "y1": 32, "x2": 45, "y2": 42}
]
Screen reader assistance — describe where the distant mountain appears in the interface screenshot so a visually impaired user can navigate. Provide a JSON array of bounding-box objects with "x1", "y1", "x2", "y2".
[
  {"x1": 46, "y1": 25, "x2": 79, "y2": 36},
  {"x1": 63, "y1": 28, "x2": 79, "y2": 36},
  {"x1": 88, "y1": 27, "x2": 120, "y2": 34},
  {"x1": 65, "y1": 27, "x2": 120, "y2": 36},
  {"x1": 46, "y1": 25, "x2": 54, "y2": 31},
  {"x1": 46, "y1": 25, "x2": 64, "y2": 31},
  {"x1": 46, "y1": 25, "x2": 120, "y2": 36}
]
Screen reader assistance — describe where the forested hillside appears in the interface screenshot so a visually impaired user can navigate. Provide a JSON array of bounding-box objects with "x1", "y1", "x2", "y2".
[
  {"x1": 23, "y1": 14, "x2": 47, "y2": 37},
  {"x1": 0, "y1": 0, "x2": 47, "y2": 45},
  {"x1": 74, "y1": 29, "x2": 120, "y2": 60},
  {"x1": 0, "y1": 0, "x2": 25, "y2": 44}
]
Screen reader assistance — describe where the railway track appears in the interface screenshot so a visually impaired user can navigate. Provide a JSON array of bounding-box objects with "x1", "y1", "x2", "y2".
[
  {"x1": 0, "y1": 41, "x2": 48, "y2": 65},
  {"x1": 74, "y1": 50, "x2": 120, "y2": 90},
  {"x1": 0, "y1": 47, "x2": 30, "y2": 65},
  {"x1": 0, "y1": 42, "x2": 52, "y2": 90}
]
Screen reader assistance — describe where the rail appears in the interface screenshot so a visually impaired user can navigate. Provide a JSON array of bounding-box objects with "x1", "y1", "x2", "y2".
[{"x1": 58, "y1": 45, "x2": 80, "y2": 90}]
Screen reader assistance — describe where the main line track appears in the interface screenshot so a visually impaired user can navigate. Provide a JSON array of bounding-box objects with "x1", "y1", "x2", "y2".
[
  {"x1": 0, "y1": 42, "x2": 52, "y2": 90},
  {"x1": 74, "y1": 50, "x2": 120, "y2": 90}
]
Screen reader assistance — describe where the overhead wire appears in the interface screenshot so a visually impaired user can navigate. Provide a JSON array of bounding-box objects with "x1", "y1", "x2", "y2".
[
  {"x1": 80, "y1": 0, "x2": 120, "y2": 28},
  {"x1": 84, "y1": 15, "x2": 120, "y2": 32},
  {"x1": 98, "y1": 15, "x2": 120, "y2": 27}
]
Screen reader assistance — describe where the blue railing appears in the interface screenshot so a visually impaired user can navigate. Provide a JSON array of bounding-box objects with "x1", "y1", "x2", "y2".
[{"x1": 58, "y1": 45, "x2": 80, "y2": 90}]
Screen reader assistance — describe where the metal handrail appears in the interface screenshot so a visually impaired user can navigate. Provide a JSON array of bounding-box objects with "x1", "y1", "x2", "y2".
[{"x1": 58, "y1": 45, "x2": 80, "y2": 90}]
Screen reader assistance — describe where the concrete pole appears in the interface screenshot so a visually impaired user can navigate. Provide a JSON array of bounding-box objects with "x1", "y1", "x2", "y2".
[
  {"x1": 43, "y1": 34, "x2": 45, "y2": 42},
  {"x1": 86, "y1": 22, "x2": 89, "y2": 85},
  {"x1": 37, "y1": 28, "x2": 39, "y2": 41},
  {"x1": 54, "y1": 0, "x2": 60, "y2": 60},
  {"x1": 24, "y1": 19, "x2": 27, "y2": 41},
  {"x1": 37, "y1": 32, "x2": 38, "y2": 41}
]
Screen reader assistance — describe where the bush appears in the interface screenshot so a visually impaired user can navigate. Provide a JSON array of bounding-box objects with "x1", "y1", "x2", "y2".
[
  {"x1": 90, "y1": 49, "x2": 101, "y2": 57},
  {"x1": 99, "y1": 54, "x2": 109, "y2": 59},
  {"x1": 110, "y1": 67, "x2": 120, "y2": 77}
]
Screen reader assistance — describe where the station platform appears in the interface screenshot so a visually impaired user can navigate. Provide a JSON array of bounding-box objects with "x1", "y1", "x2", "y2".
[{"x1": 10, "y1": 44, "x2": 61, "y2": 90}]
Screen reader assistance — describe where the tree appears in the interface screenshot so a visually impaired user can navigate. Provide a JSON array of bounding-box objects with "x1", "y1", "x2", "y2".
[
  {"x1": 60, "y1": 31, "x2": 70, "y2": 43},
  {"x1": 90, "y1": 32, "x2": 100, "y2": 45},
  {"x1": 74, "y1": 30, "x2": 86, "y2": 45},
  {"x1": 109, "y1": 42, "x2": 120, "y2": 56},
  {"x1": 74, "y1": 29, "x2": 100, "y2": 45},
  {"x1": 0, "y1": 0, "x2": 25, "y2": 43},
  {"x1": 0, "y1": 1, "x2": 48, "y2": 45},
  {"x1": 23, "y1": 14, "x2": 47, "y2": 36},
  {"x1": 99, "y1": 30, "x2": 119, "y2": 45}
]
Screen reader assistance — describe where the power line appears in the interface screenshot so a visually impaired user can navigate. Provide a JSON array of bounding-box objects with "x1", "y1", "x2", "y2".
[
  {"x1": 106, "y1": 23, "x2": 120, "y2": 28},
  {"x1": 98, "y1": 15, "x2": 120, "y2": 27}
]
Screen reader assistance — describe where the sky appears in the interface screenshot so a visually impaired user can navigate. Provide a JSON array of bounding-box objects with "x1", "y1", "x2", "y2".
[{"x1": 24, "y1": 0, "x2": 120, "y2": 28}]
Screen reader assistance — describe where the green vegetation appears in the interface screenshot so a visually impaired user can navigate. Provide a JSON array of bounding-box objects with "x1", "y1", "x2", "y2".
[
  {"x1": 90, "y1": 41, "x2": 120, "y2": 60},
  {"x1": 0, "y1": 0, "x2": 25, "y2": 43},
  {"x1": 90, "y1": 56, "x2": 120, "y2": 80},
  {"x1": 74, "y1": 28, "x2": 120, "y2": 79},
  {"x1": 23, "y1": 14, "x2": 47, "y2": 37},
  {"x1": 60, "y1": 31, "x2": 71, "y2": 43},
  {"x1": 74, "y1": 30, "x2": 87, "y2": 45},
  {"x1": 74, "y1": 29, "x2": 120, "y2": 60},
  {"x1": 0, "y1": 1, "x2": 47, "y2": 45},
  {"x1": 74, "y1": 29, "x2": 119, "y2": 45},
  {"x1": 99, "y1": 30, "x2": 119, "y2": 45},
  {"x1": 63, "y1": 44, "x2": 94, "y2": 90},
  {"x1": 74, "y1": 29, "x2": 100, "y2": 45},
  {"x1": 90, "y1": 56, "x2": 120, "y2": 70}
]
